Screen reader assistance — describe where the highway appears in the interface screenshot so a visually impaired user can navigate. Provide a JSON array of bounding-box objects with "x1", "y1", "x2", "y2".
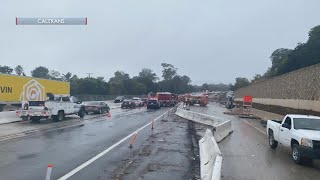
[
  {"x1": 1, "y1": 102, "x2": 320, "y2": 180},
  {"x1": 189, "y1": 103, "x2": 320, "y2": 180},
  {"x1": 0, "y1": 106, "x2": 174, "y2": 180}
]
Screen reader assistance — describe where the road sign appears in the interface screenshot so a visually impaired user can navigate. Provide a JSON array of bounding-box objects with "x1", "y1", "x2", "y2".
[{"x1": 243, "y1": 96, "x2": 253, "y2": 103}]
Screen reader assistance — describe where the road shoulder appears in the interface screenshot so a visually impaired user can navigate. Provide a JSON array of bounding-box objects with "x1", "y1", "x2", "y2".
[{"x1": 111, "y1": 115, "x2": 200, "y2": 180}]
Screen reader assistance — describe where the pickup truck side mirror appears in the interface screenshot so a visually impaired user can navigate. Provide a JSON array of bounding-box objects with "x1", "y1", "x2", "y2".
[{"x1": 282, "y1": 123, "x2": 290, "y2": 129}]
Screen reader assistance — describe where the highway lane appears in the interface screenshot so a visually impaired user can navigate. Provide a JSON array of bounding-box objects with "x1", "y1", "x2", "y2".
[
  {"x1": 0, "y1": 106, "x2": 170, "y2": 180},
  {"x1": 0, "y1": 100, "x2": 119, "y2": 125},
  {"x1": 189, "y1": 103, "x2": 320, "y2": 180},
  {"x1": 0, "y1": 107, "x2": 125, "y2": 140}
]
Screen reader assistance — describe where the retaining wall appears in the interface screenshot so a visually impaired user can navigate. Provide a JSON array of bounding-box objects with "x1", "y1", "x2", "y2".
[{"x1": 235, "y1": 64, "x2": 320, "y2": 113}]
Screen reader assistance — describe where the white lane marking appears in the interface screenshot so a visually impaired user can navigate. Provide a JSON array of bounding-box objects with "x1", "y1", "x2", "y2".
[
  {"x1": 57, "y1": 109, "x2": 172, "y2": 180},
  {"x1": 242, "y1": 120, "x2": 266, "y2": 134}
]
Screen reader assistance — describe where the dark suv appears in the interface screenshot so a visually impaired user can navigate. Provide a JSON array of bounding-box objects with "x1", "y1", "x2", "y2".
[
  {"x1": 114, "y1": 96, "x2": 125, "y2": 103},
  {"x1": 147, "y1": 99, "x2": 161, "y2": 109},
  {"x1": 121, "y1": 99, "x2": 136, "y2": 109}
]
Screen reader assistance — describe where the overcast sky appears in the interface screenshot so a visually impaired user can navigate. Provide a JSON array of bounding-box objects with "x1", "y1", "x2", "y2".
[{"x1": 1, "y1": 0, "x2": 320, "y2": 85}]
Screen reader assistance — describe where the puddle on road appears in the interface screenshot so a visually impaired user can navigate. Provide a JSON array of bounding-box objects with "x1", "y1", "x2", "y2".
[{"x1": 17, "y1": 153, "x2": 37, "y2": 160}]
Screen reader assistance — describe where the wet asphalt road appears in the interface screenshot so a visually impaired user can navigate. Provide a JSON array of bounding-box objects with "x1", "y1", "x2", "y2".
[
  {"x1": 2, "y1": 102, "x2": 320, "y2": 180},
  {"x1": 0, "y1": 106, "x2": 171, "y2": 180},
  {"x1": 189, "y1": 103, "x2": 320, "y2": 180}
]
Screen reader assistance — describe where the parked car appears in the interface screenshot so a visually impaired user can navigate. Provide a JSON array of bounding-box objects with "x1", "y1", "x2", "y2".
[
  {"x1": 147, "y1": 98, "x2": 161, "y2": 109},
  {"x1": 84, "y1": 101, "x2": 110, "y2": 114},
  {"x1": 132, "y1": 97, "x2": 144, "y2": 107},
  {"x1": 121, "y1": 99, "x2": 136, "y2": 109},
  {"x1": 267, "y1": 114, "x2": 320, "y2": 164},
  {"x1": 114, "y1": 96, "x2": 125, "y2": 103}
]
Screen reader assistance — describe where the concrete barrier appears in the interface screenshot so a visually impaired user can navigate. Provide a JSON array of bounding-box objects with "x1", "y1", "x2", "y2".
[
  {"x1": 175, "y1": 106, "x2": 233, "y2": 143},
  {"x1": 175, "y1": 107, "x2": 224, "y2": 127},
  {"x1": 214, "y1": 120, "x2": 232, "y2": 142},
  {"x1": 199, "y1": 129, "x2": 222, "y2": 180}
]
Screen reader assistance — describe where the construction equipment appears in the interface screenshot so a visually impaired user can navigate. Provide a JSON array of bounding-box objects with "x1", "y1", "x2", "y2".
[{"x1": 184, "y1": 94, "x2": 209, "y2": 107}]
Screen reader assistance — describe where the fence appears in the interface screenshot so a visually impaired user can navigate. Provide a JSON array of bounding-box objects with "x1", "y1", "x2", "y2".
[{"x1": 74, "y1": 95, "x2": 148, "y2": 102}]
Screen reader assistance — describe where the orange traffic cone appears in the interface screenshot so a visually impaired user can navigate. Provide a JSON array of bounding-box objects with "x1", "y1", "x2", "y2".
[
  {"x1": 151, "y1": 114, "x2": 155, "y2": 130},
  {"x1": 129, "y1": 132, "x2": 138, "y2": 148}
]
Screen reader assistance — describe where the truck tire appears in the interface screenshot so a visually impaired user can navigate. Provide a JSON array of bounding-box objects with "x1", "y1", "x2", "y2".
[
  {"x1": 30, "y1": 117, "x2": 40, "y2": 123},
  {"x1": 22, "y1": 116, "x2": 29, "y2": 121},
  {"x1": 58, "y1": 111, "x2": 64, "y2": 121},
  {"x1": 79, "y1": 109, "x2": 85, "y2": 118},
  {"x1": 292, "y1": 144, "x2": 303, "y2": 164},
  {"x1": 52, "y1": 115, "x2": 58, "y2": 121},
  {"x1": 268, "y1": 131, "x2": 278, "y2": 149}
]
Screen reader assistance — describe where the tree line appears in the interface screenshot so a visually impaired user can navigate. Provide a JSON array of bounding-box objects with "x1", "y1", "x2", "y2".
[
  {"x1": 230, "y1": 25, "x2": 320, "y2": 91},
  {"x1": 0, "y1": 63, "x2": 230, "y2": 95}
]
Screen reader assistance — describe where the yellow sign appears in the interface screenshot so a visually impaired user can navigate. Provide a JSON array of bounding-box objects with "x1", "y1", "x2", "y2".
[{"x1": 0, "y1": 74, "x2": 70, "y2": 102}]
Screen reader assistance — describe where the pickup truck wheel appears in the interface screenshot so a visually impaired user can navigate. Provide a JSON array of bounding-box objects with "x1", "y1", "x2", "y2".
[
  {"x1": 58, "y1": 111, "x2": 64, "y2": 121},
  {"x1": 52, "y1": 115, "x2": 58, "y2": 121},
  {"x1": 292, "y1": 144, "x2": 302, "y2": 164},
  {"x1": 22, "y1": 116, "x2": 29, "y2": 121},
  {"x1": 268, "y1": 133, "x2": 278, "y2": 149},
  {"x1": 79, "y1": 109, "x2": 85, "y2": 118}
]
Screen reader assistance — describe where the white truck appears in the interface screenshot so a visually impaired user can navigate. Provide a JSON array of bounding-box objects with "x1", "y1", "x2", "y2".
[
  {"x1": 267, "y1": 114, "x2": 320, "y2": 164},
  {"x1": 17, "y1": 95, "x2": 85, "y2": 123}
]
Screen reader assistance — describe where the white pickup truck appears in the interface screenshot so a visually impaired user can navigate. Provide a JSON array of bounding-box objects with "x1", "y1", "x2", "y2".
[
  {"x1": 17, "y1": 96, "x2": 85, "y2": 123},
  {"x1": 267, "y1": 114, "x2": 320, "y2": 164}
]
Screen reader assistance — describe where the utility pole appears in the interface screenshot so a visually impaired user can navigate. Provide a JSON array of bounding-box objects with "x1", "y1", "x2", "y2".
[{"x1": 86, "y1": 73, "x2": 93, "y2": 78}]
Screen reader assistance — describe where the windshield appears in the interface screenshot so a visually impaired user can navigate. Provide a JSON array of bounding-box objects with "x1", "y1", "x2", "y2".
[
  {"x1": 116, "y1": 96, "x2": 123, "y2": 99},
  {"x1": 294, "y1": 118, "x2": 320, "y2": 131}
]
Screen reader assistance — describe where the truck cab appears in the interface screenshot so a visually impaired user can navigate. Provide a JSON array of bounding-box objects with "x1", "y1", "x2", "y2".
[
  {"x1": 46, "y1": 96, "x2": 83, "y2": 116},
  {"x1": 267, "y1": 114, "x2": 320, "y2": 164}
]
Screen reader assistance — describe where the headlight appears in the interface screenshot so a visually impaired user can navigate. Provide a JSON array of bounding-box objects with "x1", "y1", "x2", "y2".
[{"x1": 301, "y1": 138, "x2": 313, "y2": 148}]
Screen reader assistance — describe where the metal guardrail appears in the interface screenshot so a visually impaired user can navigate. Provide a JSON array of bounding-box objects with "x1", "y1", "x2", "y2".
[{"x1": 74, "y1": 95, "x2": 149, "y2": 102}]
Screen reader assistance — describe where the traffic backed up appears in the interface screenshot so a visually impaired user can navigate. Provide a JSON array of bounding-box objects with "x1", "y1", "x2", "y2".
[{"x1": 267, "y1": 114, "x2": 320, "y2": 164}]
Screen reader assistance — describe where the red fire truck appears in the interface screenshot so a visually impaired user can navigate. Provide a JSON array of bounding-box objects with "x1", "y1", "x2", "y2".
[{"x1": 156, "y1": 92, "x2": 176, "y2": 107}]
